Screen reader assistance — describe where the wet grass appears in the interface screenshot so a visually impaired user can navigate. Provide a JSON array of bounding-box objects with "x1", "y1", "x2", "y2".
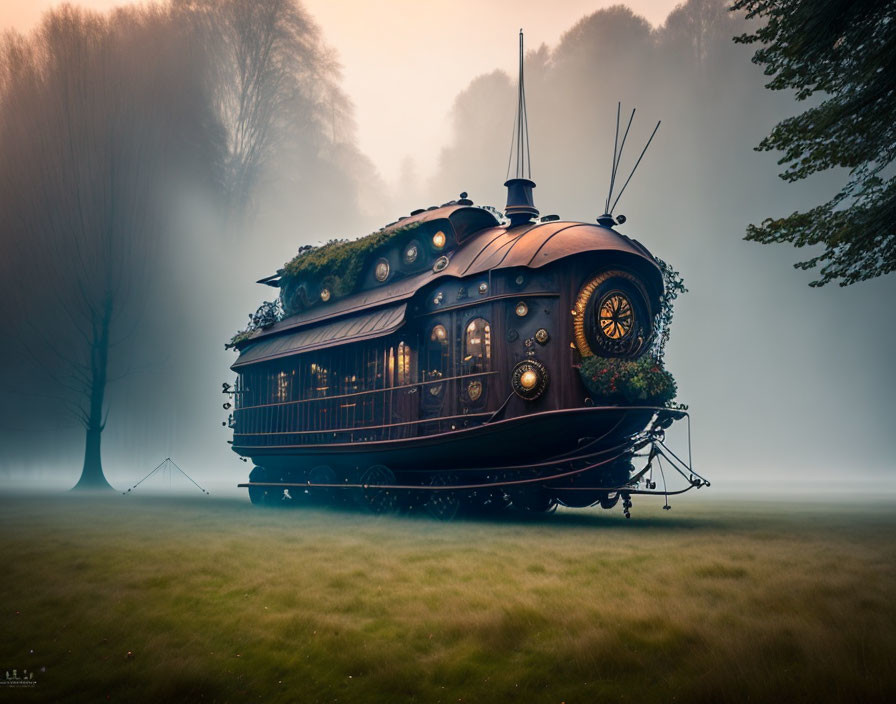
[{"x1": 1, "y1": 493, "x2": 895, "y2": 703}]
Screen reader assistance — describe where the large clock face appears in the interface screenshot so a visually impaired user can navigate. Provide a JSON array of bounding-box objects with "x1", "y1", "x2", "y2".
[
  {"x1": 572, "y1": 270, "x2": 652, "y2": 358},
  {"x1": 597, "y1": 291, "x2": 634, "y2": 340}
]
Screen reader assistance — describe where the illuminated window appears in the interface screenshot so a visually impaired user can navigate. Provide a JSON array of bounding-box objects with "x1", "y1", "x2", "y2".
[
  {"x1": 430, "y1": 324, "x2": 447, "y2": 342},
  {"x1": 463, "y1": 318, "x2": 491, "y2": 374},
  {"x1": 425, "y1": 324, "x2": 450, "y2": 397},
  {"x1": 397, "y1": 341, "x2": 411, "y2": 386},
  {"x1": 597, "y1": 292, "x2": 634, "y2": 340},
  {"x1": 276, "y1": 371, "x2": 290, "y2": 402},
  {"x1": 310, "y1": 362, "x2": 329, "y2": 398},
  {"x1": 388, "y1": 341, "x2": 413, "y2": 387}
]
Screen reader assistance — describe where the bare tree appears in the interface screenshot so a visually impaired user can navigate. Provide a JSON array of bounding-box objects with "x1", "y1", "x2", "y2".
[
  {"x1": 0, "y1": 1, "x2": 378, "y2": 487},
  {"x1": 0, "y1": 6, "x2": 222, "y2": 490},
  {"x1": 176, "y1": 0, "x2": 353, "y2": 219}
]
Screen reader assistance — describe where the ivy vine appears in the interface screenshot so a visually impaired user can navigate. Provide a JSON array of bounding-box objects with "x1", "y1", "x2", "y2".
[
  {"x1": 650, "y1": 257, "x2": 687, "y2": 364},
  {"x1": 225, "y1": 299, "x2": 283, "y2": 350}
]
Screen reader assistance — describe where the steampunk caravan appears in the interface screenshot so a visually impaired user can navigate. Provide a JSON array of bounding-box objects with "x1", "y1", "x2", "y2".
[{"x1": 225, "y1": 34, "x2": 707, "y2": 518}]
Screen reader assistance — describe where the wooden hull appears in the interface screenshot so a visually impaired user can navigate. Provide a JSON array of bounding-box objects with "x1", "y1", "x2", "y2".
[{"x1": 233, "y1": 405, "x2": 657, "y2": 475}]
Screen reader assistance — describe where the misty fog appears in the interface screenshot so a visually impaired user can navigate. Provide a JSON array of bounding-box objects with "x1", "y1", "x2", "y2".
[{"x1": 1, "y1": 0, "x2": 892, "y2": 496}]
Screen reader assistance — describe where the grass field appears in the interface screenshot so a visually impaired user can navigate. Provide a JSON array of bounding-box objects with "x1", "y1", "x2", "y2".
[{"x1": 1, "y1": 492, "x2": 895, "y2": 703}]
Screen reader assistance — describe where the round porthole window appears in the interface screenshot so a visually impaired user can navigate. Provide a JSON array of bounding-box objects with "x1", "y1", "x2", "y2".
[
  {"x1": 375, "y1": 258, "x2": 390, "y2": 282},
  {"x1": 572, "y1": 270, "x2": 651, "y2": 358}
]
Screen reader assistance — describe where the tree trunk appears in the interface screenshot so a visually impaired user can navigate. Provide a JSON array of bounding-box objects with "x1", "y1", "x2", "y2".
[
  {"x1": 72, "y1": 300, "x2": 114, "y2": 492},
  {"x1": 74, "y1": 426, "x2": 111, "y2": 491}
]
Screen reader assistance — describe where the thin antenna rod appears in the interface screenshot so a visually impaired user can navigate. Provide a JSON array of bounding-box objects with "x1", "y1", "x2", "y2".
[
  {"x1": 505, "y1": 103, "x2": 518, "y2": 180},
  {"x1": 613, "y1": 107, "x2": 636, "y2": 187},
  {"x1": 610, "y1": 120, "x2": 661, "y2": 214},
  {"x1": 519, "y1": 30, "x2": 524, "y2": 176},
  {"x1": 507, "y1": 29, "x2": 531, "y2": 181},
  {"x1": 521, "y1": 42, "x2": 531, "y2": 178},
  {"x1": 605, "y1": 102, "x2": 621, "y2": 213}
]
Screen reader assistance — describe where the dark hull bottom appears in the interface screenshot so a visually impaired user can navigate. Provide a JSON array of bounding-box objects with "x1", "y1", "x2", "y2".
[
  {"x1": 235, "y1": 406, "x2": 657, "y2": 473},
  {"x1": 237, "y1": 407, "x2": 667, "y2": 513}
]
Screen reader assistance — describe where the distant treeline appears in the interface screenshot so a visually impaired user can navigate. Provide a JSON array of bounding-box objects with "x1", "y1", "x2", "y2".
[{"x1": 432, "y1": 1, "x2": 775, "y2": 212}]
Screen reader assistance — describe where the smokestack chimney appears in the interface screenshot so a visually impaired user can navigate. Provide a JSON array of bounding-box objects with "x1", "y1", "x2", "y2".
[{"x1": 504, "y1": 178, "x2": 538, "y2": 226}]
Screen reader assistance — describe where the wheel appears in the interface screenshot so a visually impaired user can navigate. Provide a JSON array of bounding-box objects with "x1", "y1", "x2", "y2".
[
  {"x1": 248, "y1": 466, "x2": 269, "y2": 505},
  {"x1": 510, "y1": 485, "x2": 558, "y2": 513},
  {"x1": 422, "y1": 472, "x2": 462, "y2": 521},
  {"x1": 248, "y1": 466, "x2": 285, "y2": 506},
  {"x1": 573, "y1": 270, "x2": 652, "y2": 358},
  {"x1": 598, "y1": 491, "x2": 620, "y2": 509},
  {"x1": 357, "y1": 465, "x2": 399, "y2": 514},
  {"x1": 306, "y1": 465, "x2": 336, "y2": 505},
  {"x1": 549, "y1": 465, "x2": 601, "y2": 508}
]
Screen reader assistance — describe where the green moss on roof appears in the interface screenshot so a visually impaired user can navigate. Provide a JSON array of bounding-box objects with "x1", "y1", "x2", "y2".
[{"x1": 281, "y1": 221, "x2": 424, "y2": 300}]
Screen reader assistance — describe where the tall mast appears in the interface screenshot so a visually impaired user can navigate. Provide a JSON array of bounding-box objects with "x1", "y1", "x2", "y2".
[{"x1": 504, "y1": 30, "x2": 539, "y2": 227}]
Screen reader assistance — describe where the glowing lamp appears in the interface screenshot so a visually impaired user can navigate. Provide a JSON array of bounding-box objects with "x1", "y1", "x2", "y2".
[
  {"x1": 511, "y1": 359, "x2": 548, "y2": 400},
  {"x1": 519, "y1": 369, "x2": 538, "y2": 389}
]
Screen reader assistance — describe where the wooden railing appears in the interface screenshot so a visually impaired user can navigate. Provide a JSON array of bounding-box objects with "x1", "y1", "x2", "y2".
[{"x1": 233, "y1": 371, "x2": 497, "y2": 445}]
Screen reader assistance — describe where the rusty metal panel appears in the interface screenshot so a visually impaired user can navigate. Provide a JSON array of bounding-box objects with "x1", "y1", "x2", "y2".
[{"x1": 232, "y1": 303, "x2": 407, "y2": 369}]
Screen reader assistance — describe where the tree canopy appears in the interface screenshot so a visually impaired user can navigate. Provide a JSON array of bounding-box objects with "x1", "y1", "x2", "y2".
[{"x1": 732, "y1": 0, "x2": 896, "y2": 287}]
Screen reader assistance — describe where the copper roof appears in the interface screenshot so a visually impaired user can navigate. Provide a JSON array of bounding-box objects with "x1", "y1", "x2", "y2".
[
  {"x1": 232, "y1": 303, "x2": 407, "y2": 369},
  {"x1": 381, "y1": 204, "x2": 499, "y2": 240},
  {"x1": 447, "y1": 221, "x2": 656, "y2": 278},
  {"x1": 244, "y1": 220, "x2": 660, "y2": 346}
]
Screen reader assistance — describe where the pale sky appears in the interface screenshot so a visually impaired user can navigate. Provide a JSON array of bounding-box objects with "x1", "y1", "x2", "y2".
[{"x1": 2, "y1": 0, "x2": 682, "y2": 182}]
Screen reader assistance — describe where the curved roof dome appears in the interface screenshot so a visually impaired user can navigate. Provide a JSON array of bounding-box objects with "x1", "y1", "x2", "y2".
[
  {"x1": 445, "y1": 220, "x2": 658, "y2": 280},
  {"x1": 242, "y1": 217, "x2": 661, "y2": 347}
]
